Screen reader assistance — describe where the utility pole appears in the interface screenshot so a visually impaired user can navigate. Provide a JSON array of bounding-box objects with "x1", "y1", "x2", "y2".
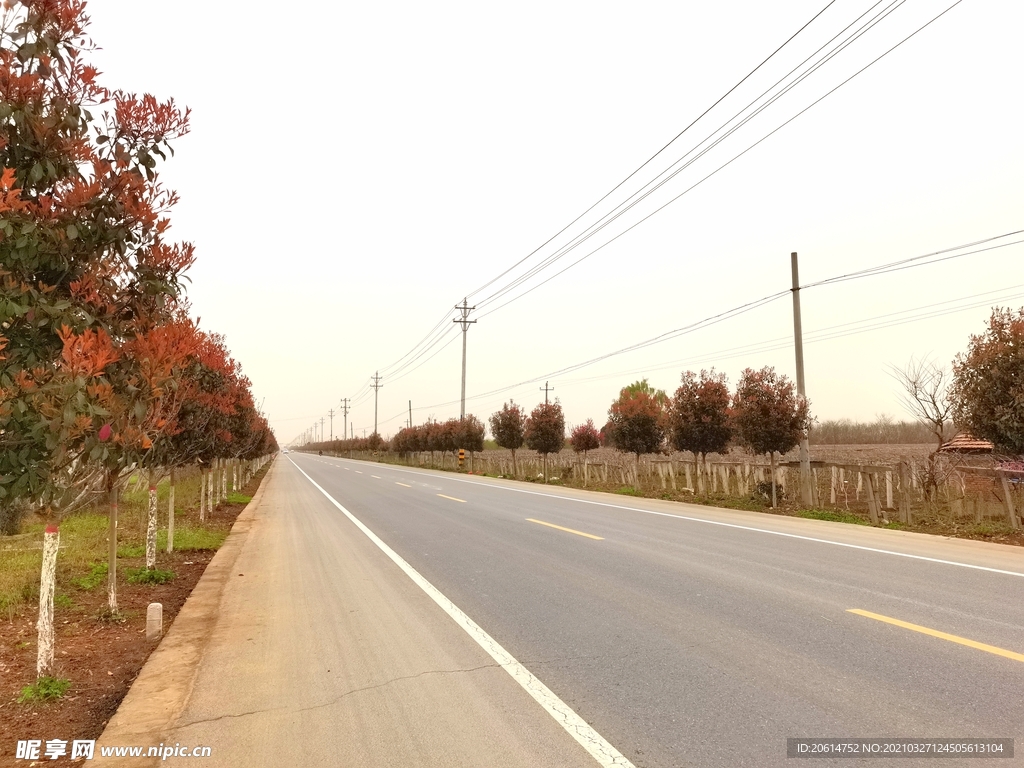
[
  {"x1": 408, "y1": 400, "x2": 412, "y2": 429},
  {"x1": 540, "y1": 381, "x2": 554, "y2": 405},
  {"x1": 340, "y1": 398, "x2": 349, "y2": 443},
  {"x1": 350, "y1": 423, "x2": 353, "y2": 439},
  {"x1": 328, "y1": 409, "x2": 335, "y2": 441},
  {"x1": 320, "y1": 417, "x2": 325, "y2": 444},
  {"x1": 791, "y1": 252, "x2": 813, "y2": 506},
  {"x1": 371, "y1": 372, "x2": 383, "y2": 437},
  {"x1": 453, "y1": 298, "x2": 477, "y2": 419}
]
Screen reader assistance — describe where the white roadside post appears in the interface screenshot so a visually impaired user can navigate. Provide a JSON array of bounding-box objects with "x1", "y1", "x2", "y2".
[
  {"x1": 146, "y1": 603, "x2": 163, "y2": 641},
  {"x1": 37, "y1": 524, "x2": 60, "y2": 677}
]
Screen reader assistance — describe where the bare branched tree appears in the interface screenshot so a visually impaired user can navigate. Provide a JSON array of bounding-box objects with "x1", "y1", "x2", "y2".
[{"x1": 889, "y1": 357, "x2": 954, "y2": 502}]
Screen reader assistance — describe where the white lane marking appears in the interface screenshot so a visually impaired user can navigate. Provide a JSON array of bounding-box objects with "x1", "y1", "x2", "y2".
[
  {"x1": 305, "y1": 455, "x2": 1024, "y2": 580},
  {"x1": 287, "y1": 458, "x2": 632, "y2": 768}
]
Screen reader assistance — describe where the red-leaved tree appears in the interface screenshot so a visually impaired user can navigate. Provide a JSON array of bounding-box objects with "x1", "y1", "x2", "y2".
[
  {"x1": 606, "y1": 380, "x2": 667, "y2": 475},
  {"x1": 490, "y1": 400, "x2": 527, "y2": 476},
  {"x1": 732, "y1": 367, "x2": 810, "y2": 508},
  {"x1": 669, "y1": 369, "x2": 733, "y2": 464},
  {"x1": 525, "y1": 401, "x2": 565, "y2": 483}
]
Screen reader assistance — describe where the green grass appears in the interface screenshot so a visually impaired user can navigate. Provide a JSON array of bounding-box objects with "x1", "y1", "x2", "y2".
[
  {"x1": 118, "y1": 544, "x2": 145, "y2": 558},
  {"x1": 18, "y1": 676, "x2": 71, "y2": 703},
  {"x1": 71, "y1": 562, "x2": 108, "y2": 590},
  {"x1": 53, "y1": 593, "x2": 73, "y2": 609},
  {"x1": 615, "y1": 486, "x2": 643, "y2": 497},
  {"x1": 797, "y1": 509, "x2": 870, "y2": 525},
  {"x1": 164, "y1": 527, "x2": 225, "y2": 551},
  {"x1": 225, "y1": 492, "x2": 251, "y2": 504},
  {"x1": 124, "y1": 567, "x2": 176, "y2": 585}
]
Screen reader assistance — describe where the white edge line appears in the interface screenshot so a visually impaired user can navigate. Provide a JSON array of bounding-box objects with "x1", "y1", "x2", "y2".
[
  {"x1": 308, "y1": 454, "x2": 1024, "y2": 580},
  {"x1": 287, "y1": 458, "x2": 634, "y2": 768}
]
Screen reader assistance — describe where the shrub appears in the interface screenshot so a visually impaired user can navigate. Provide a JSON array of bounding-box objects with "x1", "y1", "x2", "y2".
[{"x1": 19, "y1": 677, "x2": 71, "y2": 703}]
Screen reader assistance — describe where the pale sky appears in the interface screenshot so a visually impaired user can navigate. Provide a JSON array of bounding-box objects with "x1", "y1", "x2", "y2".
[{"x1": 85, "y1": 0, "x2": 1023, "y2": 445}]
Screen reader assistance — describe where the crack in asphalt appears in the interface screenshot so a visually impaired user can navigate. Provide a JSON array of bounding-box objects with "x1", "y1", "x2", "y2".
[{"x1": 172, "y1": 663, "x2": 500, "y2": 730}]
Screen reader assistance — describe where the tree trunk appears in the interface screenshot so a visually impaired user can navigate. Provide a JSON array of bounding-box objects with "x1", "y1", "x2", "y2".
[
  {"x1": 167, "y1": 468, "x2": 176, "y2": 554},
  {"x1": 107, "y1": 475, "x2": 118, "y2": 613},
  {"x1": 512, "y1": 449, "x2": 517, "y2": 478},
  {"x1": 36, "y1": 523, "x2": 59, "y2": 677},
  {"x1": 770, "y1": 452, "x2": 778, "y2": 508},
  {"x1": 543, "y1": 454, "x2": 548, "y2": 483},
  {"x1": 199, "y1": 466, "x2": 206, "y2": 523},
  {"x1": 146, "y1": 469, "x2": 158, "y2": 569},
  {"x1": 221, "y1": 457, "x2": 227, "y2": 500}
]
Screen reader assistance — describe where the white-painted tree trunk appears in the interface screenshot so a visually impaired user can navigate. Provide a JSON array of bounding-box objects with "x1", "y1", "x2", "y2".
[
  {"x1": 199, "y1": 466, "x2": 206, "y2": 523},
  {"x1": 36, "y1": 524, "x2": 59, "y2": 677},
  {"x1": 221, "y1": 459, "x2": 227, "y2": 499},
  {"x1": 146, "y1": 469, "x2": 158, "y2": 569},
  {"x1": 167, "y1": 468, "x2": 176, "y2": 554},
  {"x1": 108, "y1": 480, "x2": 118, "y2": 612}
]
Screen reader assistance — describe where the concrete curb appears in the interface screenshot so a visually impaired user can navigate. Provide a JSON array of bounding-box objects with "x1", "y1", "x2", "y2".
[{"x1": 94, "y1": 459, "x2": 277, "y2": 765}]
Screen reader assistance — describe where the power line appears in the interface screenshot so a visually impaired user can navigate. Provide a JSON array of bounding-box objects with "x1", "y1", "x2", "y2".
[
  {"x1": 802, "y1": 232, "x2": 1024, "y2": 288},
  {"x1": 462, "y1": 0, "x2": 840, "y2": 304},
  {"x1": 381, "y1": 233, "x2": 1021, "y2": 425},
  {"x1": 350, "y1": 1, "x2": 845, "y2": 402},
  {"x1": 474, "y1": 0, "x2": 963, "y2": 319},
  {"x1": 472, "y1": 0, "x2": 905, "y2": 312},
  {"x1": 336, "y1": 0, "x2": 966, "y2": 424}
]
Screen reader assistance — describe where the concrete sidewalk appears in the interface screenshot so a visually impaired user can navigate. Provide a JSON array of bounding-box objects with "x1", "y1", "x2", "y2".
[{"x1": 97, "y1": 458, "x2": 598, "y2": 767}]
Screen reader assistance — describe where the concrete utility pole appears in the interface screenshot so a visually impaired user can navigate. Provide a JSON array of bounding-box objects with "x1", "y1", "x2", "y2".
[
  {"x1": 453, "y1": 299, "x2": 477, "y2": 419},
  {"x1": 791, "y1": 252, "x2": 813, "y2": 506},
  {"x1": 371, "y1": 372, "x2": 383, "y2": 436},
  {"x1": 408, "y1": 400, "x2": 412, "y2": 429},
  {"x1": 328, "y1": 409, "x2": 335, "y2": 441},
  {"x1": 340, "y1": 398, "x2": 349, "y2": 443},
  {"x1": 540, "y1": 381, "x2": 554, "y2": 405},
  {"x1": 320, "y1": 417, "x2": 325, "y2": 443}
]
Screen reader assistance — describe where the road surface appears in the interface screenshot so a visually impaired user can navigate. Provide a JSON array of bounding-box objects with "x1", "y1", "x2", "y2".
[{"x1": 161, "y1": 454, "x2": 1024, "y2": 766}]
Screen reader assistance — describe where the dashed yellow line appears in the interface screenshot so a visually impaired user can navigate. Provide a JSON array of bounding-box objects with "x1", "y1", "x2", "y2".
[
  {"x1": 395, "y1": 482, "x2": 412, "y2": 488},
  {"x1": 526, "y1": 518, "x2": 604, "y2": 540},
  {"x1": 437, "y1": 494, "x2": 466, "y2": 503},
  {"x1": 371, "y1": 475, "x2": 381, "y2": 479},
  {"x1": 848, "y1": 609, "x2": 1024, "y2": 663}
]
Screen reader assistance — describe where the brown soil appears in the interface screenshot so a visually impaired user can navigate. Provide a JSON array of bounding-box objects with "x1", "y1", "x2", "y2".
[{"x1": 0, "y1": 467, "x2": 269, "y2": 767}]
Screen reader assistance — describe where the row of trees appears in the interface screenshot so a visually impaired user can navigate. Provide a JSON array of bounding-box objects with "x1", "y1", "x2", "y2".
[
  {"x1": 486, "y1": 368, "x2": 807, "y2": 503},
  {"x1": 311, "y1": 368, "x2": 806, "y2": 502},
  {"x1": 0, "y1": 1, "x2": 275, "y2": 676}
]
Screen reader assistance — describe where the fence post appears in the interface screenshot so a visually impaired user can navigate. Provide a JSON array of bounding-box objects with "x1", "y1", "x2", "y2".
[
  {"x1": 998, "y1": 470, "x2": 1019, "y2": 529},
  {"x1": 885, "y1": 471, "x2": 894, "y2": 510},
  {"x1": 864, "y1": 471, "x2": 880, "y2": 524}
]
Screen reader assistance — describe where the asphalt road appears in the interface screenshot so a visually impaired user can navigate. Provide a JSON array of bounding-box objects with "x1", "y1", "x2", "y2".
[{"x1": 168, "y1": 454, "x2": 1024, "y2": 767}]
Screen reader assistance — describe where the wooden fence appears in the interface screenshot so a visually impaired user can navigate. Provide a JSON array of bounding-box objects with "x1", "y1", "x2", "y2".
[{"x1": 337, "y1": 449, "x2": 1023, "y2": 528}]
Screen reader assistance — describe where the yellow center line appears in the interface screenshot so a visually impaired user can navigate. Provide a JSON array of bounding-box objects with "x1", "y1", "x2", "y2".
[
  {"x1": 395, "y1": 482, "x2": 412, "y2": 488},
  {"x1": 355, "y1": 471, "x2": 362, "y2": 474},
  {"x1": 848, "y1": 609, "x2": 1024, "y2": 663},
  {"x1": 371, "y1": 475, "x2": 381, "y2": 479},
  {"x1": 437, "y1": 494, "x2": 467, "y2": 503},
  {"x1": 526, "y1": 518, "x2": 604, "y2": 540}
]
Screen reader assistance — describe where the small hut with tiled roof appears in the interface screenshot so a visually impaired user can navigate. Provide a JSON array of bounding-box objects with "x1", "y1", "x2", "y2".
[{"x1": 939, "y1": 433, "x2": 994, "y2": 454}]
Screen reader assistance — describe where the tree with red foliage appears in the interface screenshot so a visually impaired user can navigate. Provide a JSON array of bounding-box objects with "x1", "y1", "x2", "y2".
[
  {"x1": 0, "y1": 1, "x2": 229, "y2": 680},
  {"x1": 455, "y1": 415, "x2": 485, "y2": 455},
  {"x1": 570, "y1": 419, "x2": 600, "y2": 486},
  {"x1": 489, "y1": 400, "x2": 526, "y2": 476},
  {"x1": 525, "y1": 401, "x2": 564, "y2": 482},
  {"x1": 669, "y1": 369, "x2": 733, "y2": 463},
  {"x1": 950, "y1": 307, "x2": 1024, "y2": 456},
  {"x1": 0, "y1": 0, "x2": 192, "y2": 539},
  {"x1": 606, "y1": 380, "x2": 668, "y2": 475},
  {"x1": 732, "y1": 366, "x2": 810, "y2": 508}
]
